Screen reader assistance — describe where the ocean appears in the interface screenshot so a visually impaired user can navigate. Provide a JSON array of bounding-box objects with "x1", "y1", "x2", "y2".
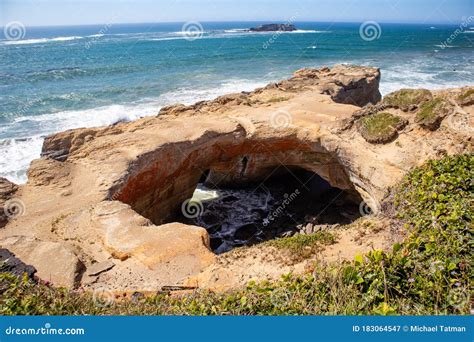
[{"x1": 1, "y1": 21, "x2": 473, "y2": 183}]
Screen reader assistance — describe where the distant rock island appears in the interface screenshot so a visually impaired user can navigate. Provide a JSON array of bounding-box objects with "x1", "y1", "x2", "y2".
[{"x1": 249, "y1": 23, "x2": 297, "y2": 32}]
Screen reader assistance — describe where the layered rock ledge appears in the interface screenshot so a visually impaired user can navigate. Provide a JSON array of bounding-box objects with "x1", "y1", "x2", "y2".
[{"x1": 0, "y1": 65, "x2": 472, "y2": 292}]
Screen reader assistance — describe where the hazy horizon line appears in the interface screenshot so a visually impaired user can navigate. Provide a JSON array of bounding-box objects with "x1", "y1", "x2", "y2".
[{"x1": 1, "y1": 19, "x2": 466, "y2": 29}]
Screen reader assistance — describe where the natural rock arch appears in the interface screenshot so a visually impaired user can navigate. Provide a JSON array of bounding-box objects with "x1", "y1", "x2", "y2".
[{"x1": 109, "y1": 132, "x2": 358, "y2": 226}]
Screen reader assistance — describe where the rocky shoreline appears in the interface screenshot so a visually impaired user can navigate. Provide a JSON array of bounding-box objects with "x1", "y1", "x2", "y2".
[{"x1": 0, "y1": 65, "x2": 472, "y2": 293}]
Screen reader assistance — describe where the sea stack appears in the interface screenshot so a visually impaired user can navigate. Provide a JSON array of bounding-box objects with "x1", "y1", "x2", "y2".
[{"x1": 249, "y1": 23, "x2": 297, "y2": 32}]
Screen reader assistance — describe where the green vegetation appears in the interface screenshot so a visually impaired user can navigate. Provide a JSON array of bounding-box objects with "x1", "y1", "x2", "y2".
[
  {"x1": 383, "y1": 88, "x2": 433, "y2": 111},
  {"x1": 1, "y1": 154, "x2": 472, "y2": 315},
  {"x1": 457, "y1": 88, "x2": 474, "y2": 106},
  {"x1": 266, "y1": 96, "x2": 290, "y2": 103},
  {"x1": 458, "y1": 89, "x2": 474, "y2": 101},
  {"x1": 358, "y1": 112, "x2": 407, "y2": 143},
  {"x1": 416, "y1": 98, "x2": 452, "y2": 130},
  {"x1": 266, "y1": 231, "x2": 336, "y2": 263}
]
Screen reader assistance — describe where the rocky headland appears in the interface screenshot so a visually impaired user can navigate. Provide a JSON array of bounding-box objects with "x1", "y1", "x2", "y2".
[{"x1": 0, "y1": 65, "x2": 472, "y2": 294}]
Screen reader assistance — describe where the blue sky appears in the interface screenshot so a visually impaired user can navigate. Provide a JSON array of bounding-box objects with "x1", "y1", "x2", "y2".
[{"x1": 0, "y1": 0, "x2": 472, "y2": 26}]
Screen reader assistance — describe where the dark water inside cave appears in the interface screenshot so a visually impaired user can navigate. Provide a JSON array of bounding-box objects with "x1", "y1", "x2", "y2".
[{"x1": 176, "y1": 169, "x2": 363, "y2": 254}]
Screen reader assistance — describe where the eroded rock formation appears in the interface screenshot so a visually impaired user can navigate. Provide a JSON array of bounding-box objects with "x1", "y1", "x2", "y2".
[{"x1": 0, "y1": 65, "x2": 471, "y2": 292}]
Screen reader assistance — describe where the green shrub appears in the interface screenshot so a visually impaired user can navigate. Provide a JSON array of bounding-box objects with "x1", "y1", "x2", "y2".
[
  {"x1": 383, "y1": 89, "x2": 433, "y2": 111},
  {"x1": 1, "y1": 155, "x2": 472, "y2": 315},
  {"x1": 415, "y1": 98, "x2": 452, "y2": 130},
  {"x1": 358, "y1": 112, "x2": 407, "y2": 143},
  {"x1": 456, "y1": 88, "x2": 474, "y2": 106},
  {"x1": 266, "y1": 231, "x2": 336, "y2": 263}
]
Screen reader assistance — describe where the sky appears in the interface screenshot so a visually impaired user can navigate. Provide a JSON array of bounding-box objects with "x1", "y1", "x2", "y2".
[{"x1": 0, "y1": 0, "x2": 472, "y2": 27}]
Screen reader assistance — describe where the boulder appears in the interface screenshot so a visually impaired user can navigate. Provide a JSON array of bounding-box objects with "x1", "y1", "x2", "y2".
[
  {"x1": 0, "y1": 236, "x2": 84, "y2": 287},
  {"x1": 0, "y1": 248, "x2": 36, "y2": 279},
  {"x1": 0, "y1": 178, "x2": 19, "y2": 228},
  {"x1": 383, "y1": 89, "x2": 433, "y2": 111},
  {"x1": 92, "y1": 201, "x2": 215, "y2": 284},
  {"x1": 86, "y1": 260, "x2": 115, "y2": 276},
  {"x1": 456, "y1": 88, "x2": 474, "y2": 106}
]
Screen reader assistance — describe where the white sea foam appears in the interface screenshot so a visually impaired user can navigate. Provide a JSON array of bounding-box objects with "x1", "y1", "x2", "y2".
[
  {"x1": 2, "y1": 36, "x2": 83, "y2": 45},
  {"x1": 223, "y1": 29, "x2": 325, "y2": 34},
  {"x1": 145, "y1": 29, "x2": 328, "y2": 43},
  {"x1": 380, "y1": 66, "x2": 472, "y2": 95},
  {"x1": 223, "y1": 29, "x2": 247, "y2": 33},
  {"x1": 0, "y1": 136, "x2": 43, "y2": 184},
  {"x1": 172, "y1": 30, "x2": 209, "y2": 35},
  {"x1": 0, "y1": 79, "x2": 268, "y2": 184},
  {"x1": 290, "y1": 30, "x2": 327, "y2": 33},
  {"x1": 148, "y1": 37, "x2": 187, "y2": 42}
]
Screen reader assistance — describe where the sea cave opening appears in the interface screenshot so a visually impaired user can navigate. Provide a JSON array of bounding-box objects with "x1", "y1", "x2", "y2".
[{"x1": 175, "y1": 167, "x2": 364, "y2": 254}]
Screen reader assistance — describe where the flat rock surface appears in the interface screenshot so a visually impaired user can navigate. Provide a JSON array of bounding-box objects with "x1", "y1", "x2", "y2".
[
  {"x1": 0, "y1": 236, "x2": 83, "y2": 287},
  {"x1": 87, "y1": 260, "x2": 115, "y2": 276}
]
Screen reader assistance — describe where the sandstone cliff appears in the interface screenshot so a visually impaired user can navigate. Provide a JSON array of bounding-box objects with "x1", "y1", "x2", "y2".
[{"x1": 0, "y1": 65, "x2": 471, "y2": 292}]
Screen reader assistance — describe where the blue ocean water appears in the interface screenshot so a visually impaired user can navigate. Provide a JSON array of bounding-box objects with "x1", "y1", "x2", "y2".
[{"x1": 1, "y1": 22, "x2": 473, "y2": 183}]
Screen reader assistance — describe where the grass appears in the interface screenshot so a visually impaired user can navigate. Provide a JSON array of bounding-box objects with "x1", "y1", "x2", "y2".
[
  {"x1": 265, "y1": 96, "x2": 289, "y2": 103},
  {"x1": 266, "y1": 231, "x2": 336, "y2": 263},
  {"x1": 457, "y1": 89, "x2": 474, "y2": 105},
  {"x1": 383, "y1": 89, "x2": 433, "y2": 111},
  {"x1": 358, "y1": 112, "x2": 407, "y2": 144},
  {"x1": 0, "y1": 154, "x2": 472, "y2": 315},
  {"x1": 415, "y1": 98, "x2": 452, "y2": 130}
]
